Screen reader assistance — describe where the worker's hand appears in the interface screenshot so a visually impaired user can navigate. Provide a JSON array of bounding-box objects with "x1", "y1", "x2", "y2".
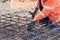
[{"x1": 27, "y1": 21, "x2": 35, "y2": 31}]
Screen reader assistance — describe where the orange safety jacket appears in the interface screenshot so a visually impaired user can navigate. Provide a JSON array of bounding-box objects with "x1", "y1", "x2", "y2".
[{"x1": 34, "y1": 0, "x2": 60, "y2": 26}]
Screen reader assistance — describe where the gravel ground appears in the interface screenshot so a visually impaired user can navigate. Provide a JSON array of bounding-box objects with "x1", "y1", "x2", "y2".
[{"x1": 0, "y1": 1, "x2": 60, "y2": 40}]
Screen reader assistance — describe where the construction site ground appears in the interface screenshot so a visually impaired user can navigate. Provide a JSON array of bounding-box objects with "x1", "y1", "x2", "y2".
[{"x1": 0, "y1": 1, "x2": 60, "y2": 40}]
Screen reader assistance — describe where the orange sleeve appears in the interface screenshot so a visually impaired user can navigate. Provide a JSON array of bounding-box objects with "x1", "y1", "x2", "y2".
[
  {"x1": 34, "y1": 13, "x2": 43, "y2": 21},
  {"x1": 33, "y1": 0, "x2": 58, "y2": 22},
  {"x1": 42, "y1": 8, "x2": 51, "y2": 16},
  {"x1": 34, "y1": 8, "x2": 51, "y2": 21}
]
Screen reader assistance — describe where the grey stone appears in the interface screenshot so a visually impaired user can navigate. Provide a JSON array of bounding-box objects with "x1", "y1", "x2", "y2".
[{"x1": 17, "y1": 38, "x2": 23, "y2": 40}]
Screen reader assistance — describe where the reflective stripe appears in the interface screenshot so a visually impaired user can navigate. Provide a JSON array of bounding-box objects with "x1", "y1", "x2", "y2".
[
  {"x1": 54, "y1": 16, "x2": 60, "y2": 23},
  {"x1": 38, "y1": 10, "x2": 46, "y2": 18},
  {"x1": 53, "y1": 16, "x2": 60, "y2": 24},
  {"x1": 39, "y1": 12, "x2": 46, "y2": 18},
  {"x1": 43, "y1": 0, "x2": 60, "y2": 10},
  {"x1": 43, "y1": 5, "x2": 55, "y2": 10}
]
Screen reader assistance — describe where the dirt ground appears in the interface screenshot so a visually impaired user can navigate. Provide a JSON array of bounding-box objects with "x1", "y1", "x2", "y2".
[
  {"x1": 0, "y1": 0, "x2": 60, "y2": 40},
  {"x1": 10, "y1": 0, "x2": 37, "y2": 10}
]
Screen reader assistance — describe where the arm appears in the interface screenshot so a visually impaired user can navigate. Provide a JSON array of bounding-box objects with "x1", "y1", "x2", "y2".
[
  {"x1": 34, "y1": 8, "x2": 51, "y2": 22},
  {"x1": 27, "y1": 0, "x2": 57, "y2": 31},
  {"x1": 33, "y1": 0, "x2": 58, "y2": 22}
]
